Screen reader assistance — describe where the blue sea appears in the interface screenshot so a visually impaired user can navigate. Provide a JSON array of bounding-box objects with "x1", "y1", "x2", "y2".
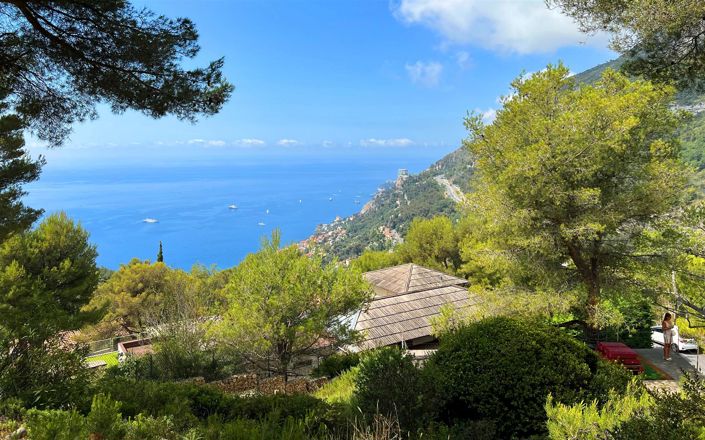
[{"x1": 24, "y1": 146, "x2": 454, "y2": 270}]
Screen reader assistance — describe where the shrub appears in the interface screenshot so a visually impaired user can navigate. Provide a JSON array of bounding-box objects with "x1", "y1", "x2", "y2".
[
  {"x1": 311, "y1": 352, "x2": 360, "y2": 378},
  {"x1": 0, "y1": 340, "x2": 93, "y2": 409},
  {"x1": 85, "y1": 394, "x2": 124, "y2": 440},
  {"x1": 93, "y1": 377, "x2": 331, "y2": 429},
  {"x1": 105, "y1": 347, "x2": 241, "y2": 382},
  {"x1": 314, "y1": 367, "x2": 358, "y2": 406},
  {"x1": 546, "y1": 382, "x2": 651, "y2": 440},
  {"x1": 354, "y1": 347, "x2": 437, "y2": 433},
  {"x1": 427, "y1": 317, "x2": 626, "y2": 438},
  {"x1": 25, "y1": 409, "x2": 86, "y2": 440}
]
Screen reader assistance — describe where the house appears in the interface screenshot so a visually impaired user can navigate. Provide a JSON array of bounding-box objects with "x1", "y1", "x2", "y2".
[{"x1": 354, "y1": 263, "x2": 478, "y2": 352}]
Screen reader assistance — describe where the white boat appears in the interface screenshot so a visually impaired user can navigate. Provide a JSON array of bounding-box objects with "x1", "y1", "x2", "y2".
[
  {"x1": 143, "y1": 218, "x2": 158, "y2": 224},
  {"x1": 257, "y1": 221, "x2": 266, "y2": 226},
  {"x1": 265, "y1": 209, "x2": 270, "y2": 214},
  {"x1": 228, "y1": 204, "x2": 238, "y2": 209},
  {"x1": 299, "y1": 199, "x2": 302, "y2": 203},
  {"x1": 328, "y1": 197, "x2": 333, "y2": 201}
]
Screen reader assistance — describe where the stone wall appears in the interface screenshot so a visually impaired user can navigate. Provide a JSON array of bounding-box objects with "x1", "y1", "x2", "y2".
[{"x1": 208, "y1": 373, "x2": 328, "y2": 396}]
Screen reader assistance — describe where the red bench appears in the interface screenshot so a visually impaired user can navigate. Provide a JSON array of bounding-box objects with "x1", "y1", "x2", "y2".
[{"x1": 596, "y1": 342, "x2": 644, "y2": 374}]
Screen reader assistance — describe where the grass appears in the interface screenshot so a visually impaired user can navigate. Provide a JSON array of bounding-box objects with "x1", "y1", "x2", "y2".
[
  {"x1": 637, "y1": 356, "x2": 671, "y2": 380},
  {"x1": 86, "y1": 351, "x2": 119, "y2": 367},
  {"x1": 314, "y1": 367, "x2": 358, "y2": 405}
]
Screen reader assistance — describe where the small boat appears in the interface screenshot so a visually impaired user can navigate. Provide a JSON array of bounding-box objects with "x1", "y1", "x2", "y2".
[
  {"x1": 328, "y1": 197, "x2": 333, "y2": 201},
  {"x1": 258, "y1": 221, "x2": 266, "y2": 226},
  {"x1": 265, "y1": 209, "x2": 270, "y2": 214},
  {"x1": 299, "y1": 199, "x2": 302, "y2": 203},
  {"x1": 228, "y1": 204, "x2": 238, "y2": 210},
  {"x1": 143, "y1": 218, "x2": 158, "y2": 224},
  {"x1": 354, "y1": 200, "x2": 361, "y2": 204}
]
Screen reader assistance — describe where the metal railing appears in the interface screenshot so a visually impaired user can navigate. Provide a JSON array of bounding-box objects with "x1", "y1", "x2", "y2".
[{"x1": 87, "y1": 333, "x2": 148, "y2": 356}]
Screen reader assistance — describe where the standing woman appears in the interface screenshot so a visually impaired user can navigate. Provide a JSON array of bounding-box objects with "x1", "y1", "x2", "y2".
[{"x1": 662, "y1": 312, "x2": 675, "y2": 361}]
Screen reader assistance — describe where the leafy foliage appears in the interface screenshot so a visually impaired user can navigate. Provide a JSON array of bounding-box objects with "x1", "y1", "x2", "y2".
[
  {"x1": 0, "y1": 212, "x2": 99, "y2": 341},
  {"x1": 354, "y1": 347, "x2": 437, "y2": 433},
  {"x1": 427, "y1": 317, "x2": 630, "y2": 438},
  {"x1": 0, "y1": 90, "x2": 43, "y2": 243},
  {"x1": 0, "y1": 0, "x2": 233, "y2": 146},
  {"x1": 311, "y1": 352, "x2": 360, "y2": 379},
  {"x1": 213, "y1": 231, "x2": 372, "y2": 380},
  {"x1": 463, "y1": 64, "x2": 688, "y2": 326},
  {"x1": 549, "y1": 0, "x2": 705, "y2": 91}
]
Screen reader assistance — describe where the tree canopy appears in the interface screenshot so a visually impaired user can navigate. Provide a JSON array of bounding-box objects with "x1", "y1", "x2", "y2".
[
  {"x1": 548, "y1": 0, "x2": 705, "y2": 91},
  {"x1": 0, "y1": 212, "x2": 99, "y2": 341},
  {"x1": 0, "y1": 88, "x2": 43, "y2": 243},
  {"x1": 213, "y1": 232, "x2": 373, "y2": 381},
  {"x1": 0, "y1": 0, "x2": 233, "y2": 146},
  {"x1": 463, "y1": 64, "x2": 689, "y2": 328}
]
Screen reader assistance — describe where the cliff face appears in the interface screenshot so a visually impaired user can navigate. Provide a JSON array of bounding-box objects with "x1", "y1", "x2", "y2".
[{"x1": 300, "y1": 146, "x2": 474, "y2": 261}]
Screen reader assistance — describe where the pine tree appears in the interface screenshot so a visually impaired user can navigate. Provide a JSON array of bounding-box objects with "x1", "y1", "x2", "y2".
[{"x1": 157, "y1": 241, "x2": 164, "y2": 263}]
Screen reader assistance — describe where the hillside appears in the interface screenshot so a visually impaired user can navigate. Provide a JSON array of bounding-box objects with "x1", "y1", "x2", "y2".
[
  {"x1": 303, "y1": 59, "x2": 705, "y2": 261},
  {"x1": 300, "y1": 146, "x2": 474, "y2": 260}
]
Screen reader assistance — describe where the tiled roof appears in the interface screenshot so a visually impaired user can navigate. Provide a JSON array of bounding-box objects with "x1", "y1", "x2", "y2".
[
  {"x1": 363, "y1": 263, "x2": 467, "y2": 296},
  {"x1": 356, "y1": 264, "x2": 477, "y2": 349}
]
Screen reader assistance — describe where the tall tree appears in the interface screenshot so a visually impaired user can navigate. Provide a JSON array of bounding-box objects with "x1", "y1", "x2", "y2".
[
  {"x1": 214, "y1": 232, "x2": 372, "y2": 381},
  {"x1": 547, "y1": 0, "x2": 705, "y2": 91},
  {"x1": 0, "y1": 213, "x2": 99, "y2": 408},
  {"x1": 0, "y1": 89, "x2": 44, "y2": 243},
  {"x1": 0, "y1": 212, "x2": 99, "y2": 341},
  {"x1": 463, "y1": 64, "x2": 689, "y2": 328},
  {"x1": 397, "y1": 216, "x2": 463, "y2": 274},
  {"x1": 86, "y1": 259, "x2": 172, "y2": 335},
  {"x1": 157, "y1": 241, "x2": 163, "y2": 263}
]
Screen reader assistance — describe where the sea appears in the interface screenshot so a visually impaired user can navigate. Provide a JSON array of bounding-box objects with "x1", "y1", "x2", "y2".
[{"x1": 23, "y1": 146, "x2": 455, "y2": 270}]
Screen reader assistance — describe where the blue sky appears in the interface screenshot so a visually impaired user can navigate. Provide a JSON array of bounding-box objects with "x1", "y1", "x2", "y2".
[{"x1": 32, "y1": 0, "x2": 616, "y2": 164}]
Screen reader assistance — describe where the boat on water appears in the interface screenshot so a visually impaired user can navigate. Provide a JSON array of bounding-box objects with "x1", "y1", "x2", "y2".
[
  {"x1": 143, "y1": 218, "x2": 159, "y2": 224},
  {"x1": 228, "y1": 204, "x2": 238, "y2": 210},
  {"x1": 258, "y1": 221, "x2": 266, "y2": 226},
  {"x1": 328, "y1": 197, "x2": 333, "y2": 201},
  {"x1": 265, "y1": 209, "x2": 270, "y2": 214}
]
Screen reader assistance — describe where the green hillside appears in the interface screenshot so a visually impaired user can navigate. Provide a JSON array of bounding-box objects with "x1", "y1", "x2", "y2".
[{"x1": 305, "y1": 60, "x2": 705, "y2": 261}]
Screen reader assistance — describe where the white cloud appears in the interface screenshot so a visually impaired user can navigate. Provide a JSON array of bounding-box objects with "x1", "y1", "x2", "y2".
[
  {"x1": 360, "y1": 138, "x2": 415, "y2": 147},
  {"x1": 322, "y1": 140, "x2": 335, "y2": 147},
  {"x1": 456, "y1": 51, "x2": 471, "y2": 69},
  {"x1": 393, "y1": 0, "x2": 605, "y2": 54},
  {"x1": 207, "y1": 140, "x2": 226, "y2": 147},
  {"x1": 277, "y1": 138, "x2": 300, "y2": 147},
  {"x1": 234, "y1": 138, "x2": 266, "y2": 147},
  {"x1": 475, "y1": 108, "x2": 497, "y2": 124},
  {"x1": 405, "y1": 61, "x2": 443, "y2": 87},
  {"x1": 187, "y1": 138, "x2": 206, "y2": 144}
]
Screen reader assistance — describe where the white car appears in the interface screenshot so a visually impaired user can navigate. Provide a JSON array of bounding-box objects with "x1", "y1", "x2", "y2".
[{"x1": 651, "y1": 325, "x2": 698, "y2": 353}]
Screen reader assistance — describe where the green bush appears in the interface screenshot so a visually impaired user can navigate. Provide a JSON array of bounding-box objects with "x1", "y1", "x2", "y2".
[
  {"x1": 25, "y1": 409, "x2": 86, "y2": 440},
  {"x1": 0, "y1": 340, "x2": 93, "y2": 409},
  {"x1": 354, "y1": 347, "x2": 437, "y2": 433},
  {"x1": 93, "y1": 377, "x2": 330, "y2": 429},
  {"x1": 427, "y1": 317, "x2": 627, "y2": 438},
  {"x1": 85, "y1": 394, "x2": 124, "y2": 440},
  {"x1": 311, "y1": 352, "x2": 360, "y2": 378},
  {"x1": 105, "y1": 347, "x2": 241, "y2": 382}
]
